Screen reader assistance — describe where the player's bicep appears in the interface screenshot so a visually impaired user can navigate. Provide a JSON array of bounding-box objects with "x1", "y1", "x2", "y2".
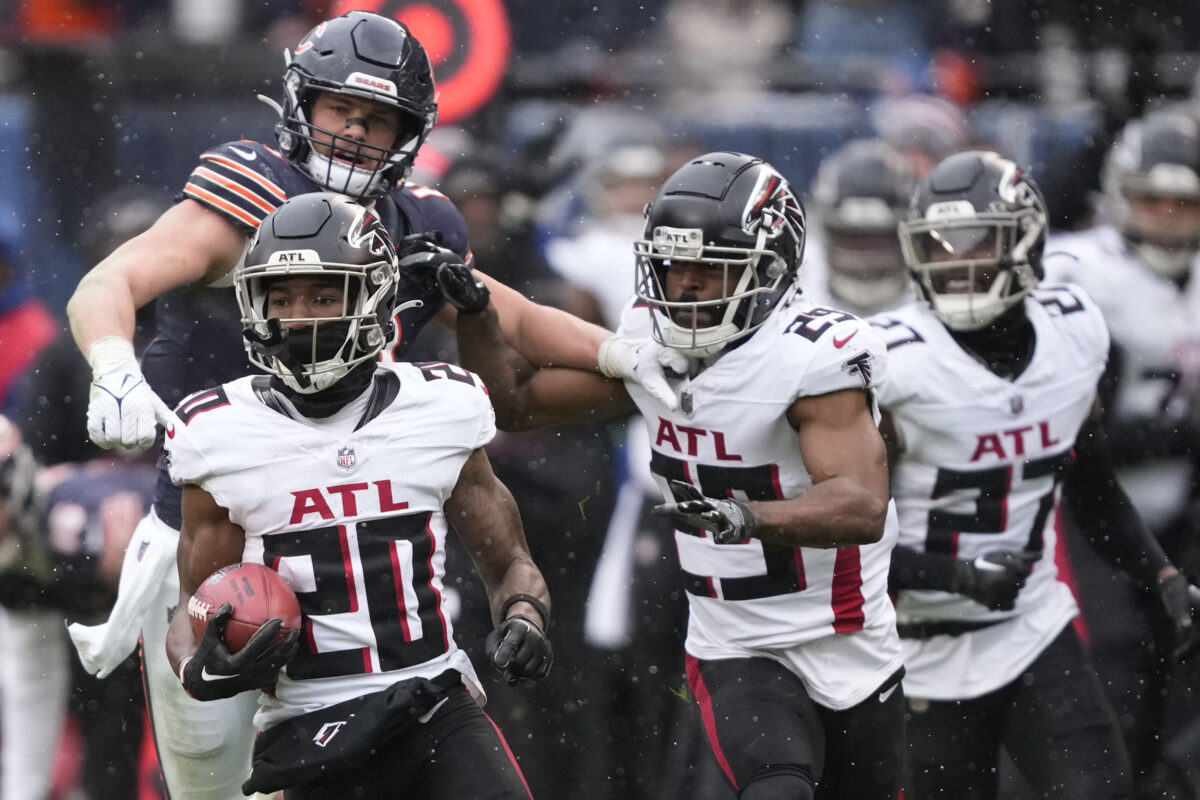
[
  {"x1": 787, "y1": 389, "x2": 889, "y2": 493},
  {"x1": 178, "y1": 484, "x2": 246, "y2": 596},
  {"x1": 95, "y1": 200, "x2": 247, "y2": 306}
]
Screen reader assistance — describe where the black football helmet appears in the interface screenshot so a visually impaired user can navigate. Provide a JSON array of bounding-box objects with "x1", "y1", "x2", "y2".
[
  {"x1": 235, "y1": 193, "x2": 400, "y2": 393},
  {"x1": 1102, "y1": 105, "x2": 1200, "y2": 278},
  {"x1": 634, "y1": 152, "x2": 806, "y2": 356},
  {"x1": 270, "y1": 11, "x2": 438, "y2": 199},
  {"x1": 899, "y1": 150, "x2": 1047, "y2": 331},
  {"x1": 811, "y1": 138, "x2": 916, "y2": 313}
]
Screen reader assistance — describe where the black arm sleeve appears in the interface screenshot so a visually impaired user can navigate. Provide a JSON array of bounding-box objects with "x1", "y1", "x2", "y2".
[
  {"x1": 1063, "y1": 414, "x2": 1171, "y2": 588},
  {"x1": 889, "y1": 545, "x2": 959, "y2": 593}
]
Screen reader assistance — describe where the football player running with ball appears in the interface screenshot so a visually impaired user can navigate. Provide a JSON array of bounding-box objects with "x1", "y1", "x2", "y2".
[
  {"x1": 66, "y1": 10, "x2": 668, "y2": 798},
  {"x1": 873, "y1": 149, "x2": 1200, "y2": 799},
  {"x1": 452, "y1": 152, "x2": 906, "y2": 800},
  {"x1": 164, "y1": 193, "x2": 551, "y2": 798}
]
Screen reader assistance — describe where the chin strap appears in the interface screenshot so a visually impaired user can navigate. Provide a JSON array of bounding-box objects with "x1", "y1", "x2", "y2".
[{"x1": 243, "y1": 319, "x2": 313, "y2": 391}]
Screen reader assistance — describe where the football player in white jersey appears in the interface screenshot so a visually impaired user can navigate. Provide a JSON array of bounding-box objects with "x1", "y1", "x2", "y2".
[
  {"x1": 1044, "y1": 105, "x2": 1200, "y2": 793},
  {"x1": 874, "y1": 149, "x2": 1200, "y2": 800},
  {"x1": 163, "y1": 192, "x2": 551, "y2": 798},
  {"x1": 801, "y1": 137, "x2": 917, "y2": 317},
  {"x1": 450, "y1": 152, "x2": 905, "y2": 800},
  {"x1": 65, "y1": 11, "x2": 672, "y2": 799}
]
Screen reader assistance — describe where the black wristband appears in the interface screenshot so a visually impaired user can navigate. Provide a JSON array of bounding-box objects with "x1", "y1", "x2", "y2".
[{"x1": 500, "y1": 593, "x2": 551, "y2": 631}]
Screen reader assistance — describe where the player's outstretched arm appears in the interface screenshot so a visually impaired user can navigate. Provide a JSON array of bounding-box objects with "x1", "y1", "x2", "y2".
[
  {"x1": 69, "y1": 199, "x2": 247, "y2": 353},
  {"x1": 447, "y1": 448, "x2": 553, "y2": 683},
  {"x1": 455, "y1": 302, "x2": 634, "y2": 431},
  {"x1": 69, "y1": 200, "x2": 247, "y2": 450},
  {"x1": 413, "y1": 239, "x2": 678, "y2": 410}
]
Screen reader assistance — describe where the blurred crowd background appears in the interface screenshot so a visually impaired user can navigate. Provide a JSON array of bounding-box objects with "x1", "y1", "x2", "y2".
[
  {"x1": 2, "y1": 1, "x2": 1200, "y2": 799},
  {"x1": 3, "y1": 0, "x2": 1200, "y2": 315}
]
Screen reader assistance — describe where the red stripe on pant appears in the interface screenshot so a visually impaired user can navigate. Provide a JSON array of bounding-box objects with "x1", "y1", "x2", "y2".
[{"x1": 685, "y1": 653, "x2": 738, "y2": 790}]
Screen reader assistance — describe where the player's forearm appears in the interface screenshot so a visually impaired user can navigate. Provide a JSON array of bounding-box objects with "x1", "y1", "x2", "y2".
[
  {"x1": 1066, "y1": 419, "x2": 1171, "y2": 587},
  {"x1": 889, "y1": 546, "x2": 958, "y2": 592},
  {"x1": 488, "y1": 279, "x2": 608, "y2": 370},
  {"x1": 67, "y1": 269, "x2": 140, "y2": 355},
  {"x1": 486, "y1": 556, "x2": 550, "y2": 628},
  {"x1": 164, "y1": 590, "x2": 197, "y2": 676},
  {"x1": 456, "y1": 305, "x2": 539, "y2": 428},
  {"x1": 750, "y1": 479, "x2": 888, "y2": 548}
]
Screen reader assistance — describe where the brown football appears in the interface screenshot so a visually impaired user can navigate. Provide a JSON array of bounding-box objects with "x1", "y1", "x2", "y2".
[{"x1": 188, "y1": 562, "x2": 301, "y2": 652}]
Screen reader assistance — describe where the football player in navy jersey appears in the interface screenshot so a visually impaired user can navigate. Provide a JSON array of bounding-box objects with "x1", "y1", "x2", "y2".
[
  {"x1": 165, "y1": 193, "x2": 550, "y2": 798},
  {"x1": 64, "y1": 10, "x2": 668, "y2": 799},
  {"x1": 452, "y1": 152, "x2": 906, "y2": 800},
  {"x1": 872, "y1": 150, "x2": 1200, "y2": 799}
]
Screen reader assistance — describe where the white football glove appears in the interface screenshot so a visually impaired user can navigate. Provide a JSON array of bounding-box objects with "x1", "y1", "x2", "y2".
[
  {"x1": 86, "y1": 336, "x2": 167, "y2": 450},
  {"x1": 597, "y1": 334, "x2": 686, "y2": 412}
]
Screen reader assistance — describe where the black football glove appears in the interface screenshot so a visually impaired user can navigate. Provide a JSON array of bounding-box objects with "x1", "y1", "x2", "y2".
[
  {"x1": 951, "y1": 550, "x2": 1038, "y2": 611},
  {"x1": 1157, "y1": 572, "x2": 1200, "y2": 662},
  {"x1": 396, "y1": 233, "x2": 489, "y2": 315},
  {"x1": 652, "y1": 480, "x2": 755, "y2": 544},
  {"x1": 485, "y1": 615, "x2": 553, "y2": 686},
  {"x1": 179, "y1": 602, "x2": 300, "y2": 701}
]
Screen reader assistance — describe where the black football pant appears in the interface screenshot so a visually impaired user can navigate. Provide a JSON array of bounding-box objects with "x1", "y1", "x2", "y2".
[
  {"x1": 285, "y1": 686, "x2": 532, "y2": 800},
  {"x1": 904, "y1": 625, "x2": 1132, "y2": 800},
  {"x1": 687, "y1": 654, "x2": 905, "y2": 799}
]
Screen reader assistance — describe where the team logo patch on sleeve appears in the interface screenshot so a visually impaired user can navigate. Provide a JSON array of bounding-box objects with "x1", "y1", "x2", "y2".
[{"x1": 842, "y1": 352, "x2": 874, "y2": 388}]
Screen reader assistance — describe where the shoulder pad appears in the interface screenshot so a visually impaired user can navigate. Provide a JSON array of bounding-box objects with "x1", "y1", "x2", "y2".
[
  {"x1": 183, "y1": 141, "x2": 289, "y2": 232},
  {"x1": 383, "y1": 185, "x2": 472, "y2": 262}
]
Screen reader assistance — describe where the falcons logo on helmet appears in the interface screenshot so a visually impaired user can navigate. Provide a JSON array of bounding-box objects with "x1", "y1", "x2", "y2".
[{"x1": 742, "y1": 168, "x2": 805, "y2": 245}]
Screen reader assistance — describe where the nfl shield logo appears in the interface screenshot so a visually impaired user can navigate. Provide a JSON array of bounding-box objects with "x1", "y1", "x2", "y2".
[
  {"x1": 1009, "y1": 395, "x2": 1024, "y2": 415},
  {"x1": 337, "y1": 447, "x2": 356, "y2": 470}
]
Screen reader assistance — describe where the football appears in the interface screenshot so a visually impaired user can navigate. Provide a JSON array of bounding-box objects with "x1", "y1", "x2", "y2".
[{"x1": 188, "y1": 562, "x2": 302, "y2": 652}]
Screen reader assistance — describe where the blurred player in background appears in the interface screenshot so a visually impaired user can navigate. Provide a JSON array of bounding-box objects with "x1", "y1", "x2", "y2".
[
  {"x1": 1046, "y1": 103, "x2": 1200, "y2": 797},
  {"x1": 802, "y1": 137, "x2": 917, "y2": 317}
]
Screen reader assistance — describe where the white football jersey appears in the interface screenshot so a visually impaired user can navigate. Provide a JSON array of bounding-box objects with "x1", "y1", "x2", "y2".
[
  {"x1": 871, "y1": 284, "x2": 1109, "y2": 699},
  {"x1": 617, "y1": 292, "x2": 903, "y2": 710},
  {"x1": 1045, "y1": 224, "x2": 1200, "y2": 528},
  {"x1": 165, "y1": 361, "x2": 495, "y2": 729}
]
